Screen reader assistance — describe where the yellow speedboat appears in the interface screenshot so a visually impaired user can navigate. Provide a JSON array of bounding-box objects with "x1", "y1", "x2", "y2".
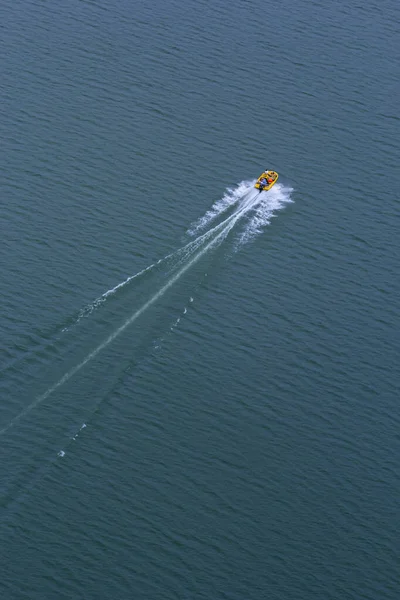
[{"x1": 255, "y1": 170, "x2": 279, "y2": 193}]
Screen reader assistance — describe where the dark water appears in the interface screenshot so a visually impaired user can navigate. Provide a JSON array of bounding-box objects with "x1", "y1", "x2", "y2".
[{"x1": 1, "y1": 0, "x2": 399, "y2": 598}]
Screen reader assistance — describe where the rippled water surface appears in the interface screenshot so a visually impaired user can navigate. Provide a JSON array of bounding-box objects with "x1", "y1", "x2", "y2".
[{"x1": 1, "y1": 0, "x2": 399, "y2": 598}]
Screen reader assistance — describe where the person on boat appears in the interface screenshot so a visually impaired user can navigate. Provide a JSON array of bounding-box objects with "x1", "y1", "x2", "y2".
[{"x1": 258, "y1": 176, "x2": 268, "y2": 192}]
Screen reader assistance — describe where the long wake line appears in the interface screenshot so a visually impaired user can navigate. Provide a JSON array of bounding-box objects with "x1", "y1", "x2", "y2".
[
  {"x1": 0, "y1": 193, "x2": 256, "y2": 437},
  {"x1": 77, "y1": 188, "x2": 254, "y2": 320}
]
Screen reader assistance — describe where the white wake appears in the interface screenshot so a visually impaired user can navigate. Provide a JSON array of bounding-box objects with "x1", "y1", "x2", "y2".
[
  {"x1": 0, "y1": 179, "x2": 293, "y2": 436},
  {"x1": 81, "y1": 179, "x2": 292, "y2": 317}
]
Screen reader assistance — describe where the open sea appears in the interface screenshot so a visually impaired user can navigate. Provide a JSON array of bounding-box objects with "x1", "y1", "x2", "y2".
[{"x1": 1, "y1": 0, "x2": 399, "y2": 598}]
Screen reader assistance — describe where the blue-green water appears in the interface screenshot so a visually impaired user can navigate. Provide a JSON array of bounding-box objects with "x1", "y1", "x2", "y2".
[{"x1": 1, "y1": 0, "x2": 399, "y2": 598}]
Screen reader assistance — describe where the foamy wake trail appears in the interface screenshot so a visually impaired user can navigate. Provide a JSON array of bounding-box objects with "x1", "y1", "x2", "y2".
[
  {"x1": 236, "y1": 182, "x2": 294, "y2": 248},
  {"x1": 0, "y1": 202, "x2": 246, "y2": 436},
  {"x1": 77, "y1": 181, "x2": 292, "y2": 322},
  {"x1": 0, "y1": 180, "x2": 293, "y2": 437},
  {"x1": 77, "y1": 223, "x2": 222, "y2": 323},
  {"x1": 77, "y1": 263, "x2": 156, "y2": 322},
  {"x1": 187, "y1": 180, "x2": 254, "y2": 236}
]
